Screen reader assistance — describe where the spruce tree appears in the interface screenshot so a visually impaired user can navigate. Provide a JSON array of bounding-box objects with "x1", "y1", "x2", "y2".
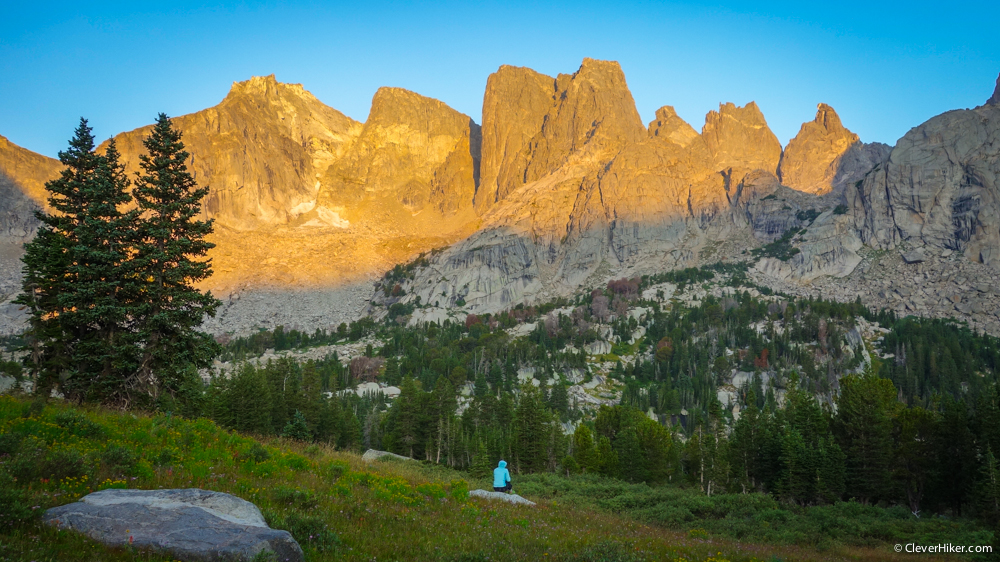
[
  {"x1": 130, "y1": 114, "x2": 220, "y2": 403},
  {"x1": 70, "y1": 139, "x2": 141, "y2": 403},
  {"x1": 572, "y1": 424, "x2": 599, "y2": 473},
  {"x1": 470, "y1": 440, "x2": 492, "y2": 479},
  {"x1": 283, "y1": 410, "x2": 313, "y2": 441},
  {"x1": 16, "y1": 118, "x2": 135, "y2": 402}
]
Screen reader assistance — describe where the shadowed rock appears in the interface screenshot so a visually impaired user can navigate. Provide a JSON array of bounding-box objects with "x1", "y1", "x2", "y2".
[
  {"x1": 43, "y1": 489, "x2": 303, "y2": 562},
  {"x1": 848, "y1": 75, "x2": 1000, "y2": 267}
]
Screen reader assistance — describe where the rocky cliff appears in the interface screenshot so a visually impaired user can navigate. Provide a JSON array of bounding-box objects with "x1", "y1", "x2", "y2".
[
  {"x1": 385, "y1": 60, "x2": 809, "y2": 315},
  {"x1": 0, "y1": 135, "x2": 61, "y2": 316},
  {"x1": 373, "y1": 63, "x2": 1000, "y2": 338},
  {"x1": 316, "y1": 86, "x2": 479, "y2": 230},
  {"x1": 0, "y1": 76, "x2": 481, "y2": 334},
  {"x1": 778, "y1": 104, "x2": 859, "y2": 194},
  {"x1": 106, "y1": 75, "x2": 361, "y2": 231},
  {"x1": 848, "y1": 87, "x2": 1000, "y2": 268},
  {"x1": 0, "y1": 134, "x2": 61, "y2": 240}
]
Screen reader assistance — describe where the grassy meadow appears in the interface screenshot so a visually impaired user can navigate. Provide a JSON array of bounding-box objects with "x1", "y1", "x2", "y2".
[{"x1": 0, "y1": 395, "x2": 985, "y2": 562}]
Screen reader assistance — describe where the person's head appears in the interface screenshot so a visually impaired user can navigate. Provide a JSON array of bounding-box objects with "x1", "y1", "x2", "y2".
[{"x1": 498, "y1": 459, "x2": 506, "y2": 468}]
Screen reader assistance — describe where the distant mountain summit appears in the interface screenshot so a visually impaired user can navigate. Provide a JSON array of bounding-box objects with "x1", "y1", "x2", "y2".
[
  {"x1": 105, "y1": 74, "x2": 361, "y2": 231},
  {"x1": 1, "y1": 64, "x2": 999, "y2": 335}
]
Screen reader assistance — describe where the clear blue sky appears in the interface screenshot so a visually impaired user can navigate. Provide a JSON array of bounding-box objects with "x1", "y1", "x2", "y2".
[{"x1": 2, "y1": 1, "x2": 998, "y2": 158}]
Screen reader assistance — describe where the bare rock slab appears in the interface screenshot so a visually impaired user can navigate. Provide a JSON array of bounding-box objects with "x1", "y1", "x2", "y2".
[
  {"x1": 43, "y1": 488, "x2": 303, "y2": 562},
  {"x1": 469, "y1": 489, "x2": 536, "y2": 506},
  {"x1": 362, "y1": 448, "x2": 413, "y2": 463}
]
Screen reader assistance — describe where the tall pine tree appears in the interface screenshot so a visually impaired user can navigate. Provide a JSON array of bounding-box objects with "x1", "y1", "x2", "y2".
[
  {"x1": 70, "y1": 139, "x2": 141, "y2": 403},
  {"x1": 16, "y1": 119, "x2": 137, "y2": 403},
  {"x1": 130, "y1": 114, "x2": 220, "y2": 404}
]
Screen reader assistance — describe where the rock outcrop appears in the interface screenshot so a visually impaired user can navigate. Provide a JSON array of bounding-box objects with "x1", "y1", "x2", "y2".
[
  {"x1": 362, "y1": 449, "x2": 413, "y2": 462},
  {"x1": 44, "y1": 488, "x2": 303, "y2": 562},
  {"x1": 0, "y1": 134, "x2": 60, "y2": 240},
  {"x1": 778, "y1": 104, "x2": 860, "y2": 195},
  {"x1": 316, "y1": 86, "x2": 479, "y2": 229},
  {"x1": 647, "y1": 106, "x2": 699, "y2": 147},
  {"x1": 702, "y1": 102, "x2": 782, "y2": 177},
  {"x1": 989, "y1": 73, "x2": 1000, "y2": 106},
  {"x1": 468, "y1": 489, "x2": 536, "y2": 506}
]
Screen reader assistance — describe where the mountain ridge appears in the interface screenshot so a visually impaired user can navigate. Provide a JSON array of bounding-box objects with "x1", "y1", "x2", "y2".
[{"x1": 1, "y1": 62, "x2": 998, "y2": 336}]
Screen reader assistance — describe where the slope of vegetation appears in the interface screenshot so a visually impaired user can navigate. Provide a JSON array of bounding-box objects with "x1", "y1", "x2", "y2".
[{"x1": 0, "y1": 396, "x2": 975, "y2": 562}]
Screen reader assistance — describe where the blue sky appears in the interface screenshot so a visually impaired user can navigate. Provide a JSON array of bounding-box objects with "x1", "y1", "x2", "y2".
[{"x1": 2, "y1": 1, "x2": 998, "y2": 158}]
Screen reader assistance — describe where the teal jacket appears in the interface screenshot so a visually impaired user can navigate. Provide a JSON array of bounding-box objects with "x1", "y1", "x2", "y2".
[{"x1": 493, "y1": 460, "x2": 511, "y2": 488}]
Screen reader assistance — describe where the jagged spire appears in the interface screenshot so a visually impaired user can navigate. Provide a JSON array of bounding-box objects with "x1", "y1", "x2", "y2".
[{"x1": 989, "y1": 72, "x2": 1000, "y2": 106}]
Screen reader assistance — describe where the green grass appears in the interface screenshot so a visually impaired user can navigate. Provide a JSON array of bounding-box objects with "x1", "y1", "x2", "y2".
[
  {"x1": 0, "y1": 396, "x2": 974, "y2": 562},
  {"x1": 509, "y1": 473, "x2": 993, "y2": 556}
]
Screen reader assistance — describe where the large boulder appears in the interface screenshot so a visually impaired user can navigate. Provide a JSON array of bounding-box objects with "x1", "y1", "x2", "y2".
[{"x1": 43, "y1": 488, "x2": 303, "y2": 562}]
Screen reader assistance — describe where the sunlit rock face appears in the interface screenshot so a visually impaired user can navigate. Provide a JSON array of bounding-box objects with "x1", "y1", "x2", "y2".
[
  {"x1": 391, "y1": 60, "x2": 820, "y2": 314},
  {"x1": 0, "y1": 134, "x2": 60, "y2": 240},
  {"x1": 779, "y1": 104, "x2": 860, "y2": 195},
  {"x1": 106, "y1": 75, "x2": 362, "y2": 231},
  {"x1": 316, "y1": 86, "x2": 479, "y2": 230},
  {"x1": 647, "y1": 105, "x2": 699, "y2": 148}
]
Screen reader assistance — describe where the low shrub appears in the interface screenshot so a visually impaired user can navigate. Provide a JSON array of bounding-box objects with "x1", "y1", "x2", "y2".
[
  {"x1": 100, "y1": 444, "x2": 136, "y2": 473},
  {"x1": 0, "y1": 473, "x2": 38, "y2": 527},
  {"x1": 268, "y1": 511, "x2": 341, "y2": 553},
  {"x1": 238, "y1": 442, "x2": 271, "y2": 463},
  {"x1": 271, "y1": 486, "x2": 319, "y2": 509},
  {"x1": 53, "y1": 410, "x2": 106, "y2": 439}
]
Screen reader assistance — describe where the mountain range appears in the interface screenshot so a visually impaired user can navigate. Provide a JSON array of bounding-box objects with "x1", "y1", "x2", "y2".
[{"x1": 1, "y1": 61, "x2": 998, "y2": 335}]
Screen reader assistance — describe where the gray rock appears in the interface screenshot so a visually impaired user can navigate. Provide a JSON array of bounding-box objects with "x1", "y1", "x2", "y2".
[
  {"x1": 901, "y1": 248, "x2": 925, "y2": 264},
  {"x1": 584, "y1": 340, "x2": 612, "y2": 355},
  {"x1": 849, "y1": 99, "x2": 1000, "y2": 266},
  {"x1": 362, "y1": 449, "x2": 412, "y2": 463},
  {"x1": 43, "y1": 489, "x2": 302, "y2": 562},
  {"x1": 468, "y1": 489, "x2": 536, "y2": 506}
]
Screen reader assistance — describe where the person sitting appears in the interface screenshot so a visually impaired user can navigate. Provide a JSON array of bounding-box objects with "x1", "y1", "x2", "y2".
[{"x1": 493, "y1": 459, "x2": 512, "y2": 493}]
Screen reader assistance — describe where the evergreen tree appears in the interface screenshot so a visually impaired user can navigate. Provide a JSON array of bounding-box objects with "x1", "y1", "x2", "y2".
[
  {"x1": 894, "y1": 405, "x2": 937, "y2": 516},
  {"x1": 513, "y1": 383, "x2": 548, "y2": 473},
  {"x1": 130, "y1": 114, "x2": 220, "y2": 402},
  {"x1": 572, "y1": 424, "x2": 599, "y2": 473},
  {"x1": 550, "y1": 380, "x2": 569, "y2": 418},
  {"x1": 16, "y1": 119, "x2": 100, "y2": 400},
  {"x1": 71, "y1": 139, "x2": 141, "y2": 404},
  {"x1": 393, "y1": 376, "x2": 422, "y2": 457},
  {"x1": 470, "y1": 440, "x2": 492, "y2": 479},
  {"x1": 978, "y1": 446, "x2": 1000, "y2": 526},
  {"x1": 282, "y1": 410, "x2": 312, "y2": 441},
  {"x1": 834, "y1": 372, "x2": 897, "y2": 504},
  {"x1": 225, "y1": 364, "x2": 272, "y2": 434},
  {"x1": 16, "y1": 120, "x2": 142, "y2": 404}
]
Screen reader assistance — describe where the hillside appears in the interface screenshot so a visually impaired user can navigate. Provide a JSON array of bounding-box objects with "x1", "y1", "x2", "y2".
[{"x1": 0, "y1": 396, "x2": 978, "y2": 562}]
